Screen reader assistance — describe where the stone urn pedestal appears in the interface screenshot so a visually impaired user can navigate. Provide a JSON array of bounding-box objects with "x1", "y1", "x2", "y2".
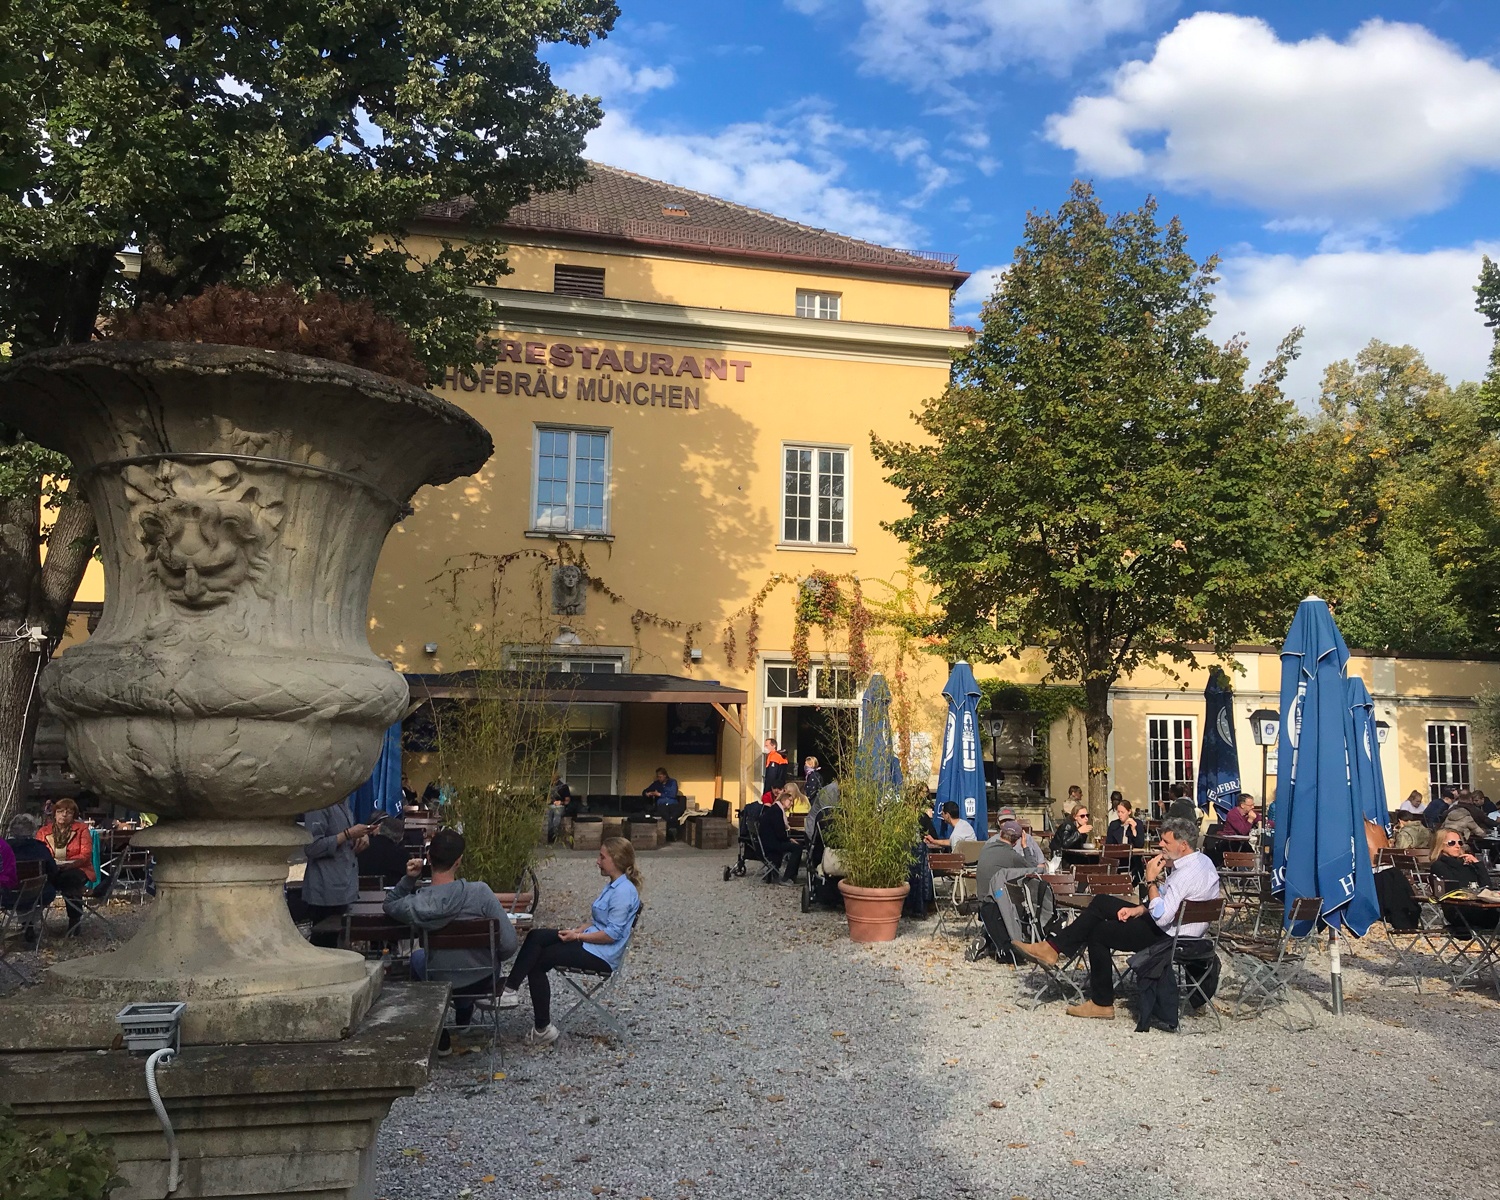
[{"x1": 0, "y1": 342, "x2": 492, "y2": 1048}]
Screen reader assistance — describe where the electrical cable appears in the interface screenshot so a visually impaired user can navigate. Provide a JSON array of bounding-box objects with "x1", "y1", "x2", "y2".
[{"x1": 144, "y1": 1047, "x2": 180, "y2": 1196}]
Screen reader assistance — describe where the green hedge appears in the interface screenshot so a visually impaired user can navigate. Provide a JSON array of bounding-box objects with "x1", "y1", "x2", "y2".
[{"x1": 0, "y1": 1108, "x2": 123, "y2": 1200}]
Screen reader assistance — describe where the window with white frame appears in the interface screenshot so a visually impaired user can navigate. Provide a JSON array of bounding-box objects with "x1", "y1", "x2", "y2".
[
  {"x1": 1426, "y1": 722, "x2": 1470, "y2": 800},
  {"x1": 533, "y1": 427, "x2": 610, "y2": 533},
  {"x1": 1147, "y1": 716, "x2": 1196, "y2": 813},
  {"x1": 782, "y1": 445, "x2": 848, "y2": 545},
  {"x1": 795, "y1": 290, "x2": 840, "y2": 320}
]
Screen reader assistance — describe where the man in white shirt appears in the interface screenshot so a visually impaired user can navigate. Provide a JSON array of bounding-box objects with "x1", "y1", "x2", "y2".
[
  {"x1": 1013, "y1": 816, "x2": 1220, "y2": 1020},
  {"x1": 924, "y1": 800, "x2": 977, "y2": 849}
]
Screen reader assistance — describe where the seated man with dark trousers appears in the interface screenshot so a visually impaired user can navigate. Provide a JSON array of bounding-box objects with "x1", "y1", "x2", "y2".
[
  {"x1": 384, "y1": 828, "x2": 518, "y2": 1055},
  {"x1": 1013, "y1": 816, "x2": 1220, "y2": 1020},
  {"x1": 643, "y1": 767, "x2": 686, "y2": 841},
  {"x1": 759, "y1": 788, "x2": 803, "y2": 886}
]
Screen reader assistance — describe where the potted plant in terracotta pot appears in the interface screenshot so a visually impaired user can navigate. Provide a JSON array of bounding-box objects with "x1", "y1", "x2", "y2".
[{"x1": 830, "y1": 773, "x2": 918, "y2": 942}]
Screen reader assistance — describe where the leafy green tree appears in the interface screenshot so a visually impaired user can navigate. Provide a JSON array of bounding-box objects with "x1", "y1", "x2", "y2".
[
  {"x1": 873, "y1": 183, "x2": 1308, "y2": 820},
  {"x1": 0, "y1": 0, "x2": 617, "y2": 814},
  {"x1": 1477, "y1": 255, "x2": 1500, "y2": 426},
  {"x1": 1307, "y1": 340, "x2": 1500, "y2": 654}
]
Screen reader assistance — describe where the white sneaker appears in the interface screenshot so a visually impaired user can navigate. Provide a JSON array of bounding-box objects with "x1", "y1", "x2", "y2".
[
  {"x1": 525, "y1": 1023, "x2": 559, "y2": 1046},
  {"x1": 496, "y1": 988, "x2": 520, "y2": 1009}
]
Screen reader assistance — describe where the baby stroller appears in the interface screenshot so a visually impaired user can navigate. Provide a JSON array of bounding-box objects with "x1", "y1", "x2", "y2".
[
  {"x1": 800, "y1": 806, "x2": 845, "y2": 913},
  {"x1": 723, "y1": 802, "x2": 768, "y2": 881}
]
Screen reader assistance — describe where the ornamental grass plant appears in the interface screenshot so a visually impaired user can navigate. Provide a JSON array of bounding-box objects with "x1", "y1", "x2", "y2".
[{"x1": 828, "y1": 763, "x2": 918, "y2": 890}]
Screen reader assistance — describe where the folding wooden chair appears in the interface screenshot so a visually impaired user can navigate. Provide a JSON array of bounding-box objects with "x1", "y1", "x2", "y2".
[
  {"x1": 422, "y1": 918, "x2": 508, "y2": 1075},
  {"x1": 556, "y1": 910, "x2": 641, "y2": 1042},
  {"x1": 113, "y1": 846, "x2": 154, "y2": 904},
  {"x1": 1005, "y1": 879, "x2": 1085, "y2": 1008},
  {"x1": 1166, "y1": 897, "x2": 1227, "y2": 1033},
  {"x1": 928, "y1": 853, "x2": 968, "y2": 939},
  {"x1": 1225, "y1": 895, "x2": 1323, "y2": 1029}
]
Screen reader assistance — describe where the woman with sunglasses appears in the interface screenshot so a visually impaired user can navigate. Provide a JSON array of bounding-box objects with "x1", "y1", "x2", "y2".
[{"x1": 1429, "y1": 831, "x2": 1498, "y2": 933}]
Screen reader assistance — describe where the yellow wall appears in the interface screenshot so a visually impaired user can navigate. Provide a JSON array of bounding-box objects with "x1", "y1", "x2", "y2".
[
  {"x1": 369, "y1": 236, "x2": 964, "y2": 806},
  {"x1": 408, "y1": 231, "x2": 955, "y2": 329},
  {"x1": 1029, "y1": 650, "x2": 1500, "y2": 811}
]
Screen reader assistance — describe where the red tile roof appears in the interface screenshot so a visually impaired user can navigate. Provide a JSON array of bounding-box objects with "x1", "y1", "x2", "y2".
[{"x1": 422, "y1": 162, "x2": 965, "y2": 283}]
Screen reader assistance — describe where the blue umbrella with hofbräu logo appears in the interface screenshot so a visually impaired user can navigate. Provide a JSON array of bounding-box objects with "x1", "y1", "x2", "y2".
[
  {"x1": 1271, "y1": 597, "x2": 1380, "y2": 940},
  {"x1": 855, "y1": 673, "x2": 903, "y2": 797},
  {"x1": 347, "y1": 719, "x2": 404, "y2": 824},
  {"x1": 1345, "y1": 675, "x2": 1390, "y2": 832},
  {"x1": 935, "y1": 661, "x2": 986, "y2": 839},
  {"x1": 1196, "y1": 666, "x2": 1243, "y2": 818}
]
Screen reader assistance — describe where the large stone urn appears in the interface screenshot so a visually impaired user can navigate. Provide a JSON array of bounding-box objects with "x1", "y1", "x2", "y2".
[{"x1": 1, "y1": 342, "x2": 492, "y2": 1045}]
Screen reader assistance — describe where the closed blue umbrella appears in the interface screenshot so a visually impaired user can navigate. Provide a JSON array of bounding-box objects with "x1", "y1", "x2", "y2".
[
  {"x1": 856, "y1": 673, "x2": 903, "y2": 796},
  {"x1": 347, "y1": 720, "x2": 404, "y2": 824},
  {"x1": 936, "y1": 661, "x2": 986, "y2": 837},
  {"x1": 1346, "y1": 675, "x2": 1390, "y2": 831},
  {"x1": 1196, "y1": 667, "x2": 1243, "y2": 818},
  {"x1": 1272, "y1": 597, "x2": 1380, "y2": 946}
]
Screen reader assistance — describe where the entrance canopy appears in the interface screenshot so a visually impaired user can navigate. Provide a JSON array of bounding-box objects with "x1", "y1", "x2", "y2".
[
  {"x1": 402, "y1": 671, "x2": 752, "y2": 803},
  {"x1": 404, "y1": 670, "x2": 747, "y2": 708}
]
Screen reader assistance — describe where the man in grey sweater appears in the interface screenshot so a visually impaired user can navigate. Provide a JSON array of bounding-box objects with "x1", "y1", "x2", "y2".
[{"x1": 384, "y1": 828, "x2": 518, "y2": 1053}]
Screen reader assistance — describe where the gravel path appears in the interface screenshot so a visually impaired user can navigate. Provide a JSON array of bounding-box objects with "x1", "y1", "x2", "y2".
[{"x1": 375, "y1": 846, "x2": 1500, "y2": 1200}]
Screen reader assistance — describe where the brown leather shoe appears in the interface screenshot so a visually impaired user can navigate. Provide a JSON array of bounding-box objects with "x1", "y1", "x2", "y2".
[
  {"x1": 1065, "y1": 1001, "x2": 1116, "y2": 1020},
  {"x1": 1012, "y1": 939, "x2": 1059, "y2": 967}
]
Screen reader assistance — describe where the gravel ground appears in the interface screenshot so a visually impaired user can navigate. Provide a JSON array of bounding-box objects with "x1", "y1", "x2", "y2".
[{"x1": 373, "y1": 846, "x2": 1499, "y2": 1200}]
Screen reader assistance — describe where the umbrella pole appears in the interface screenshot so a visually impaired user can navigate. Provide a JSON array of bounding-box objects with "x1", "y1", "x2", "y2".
[{"x1": 1329, "y1": 929, "x2": 1344, "y2": 1016}]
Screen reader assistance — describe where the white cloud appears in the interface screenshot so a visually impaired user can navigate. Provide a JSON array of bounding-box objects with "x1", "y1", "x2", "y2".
[
  {"x1": 1046, "y1": 14, "x2": 1500, "y2": 219},
  {"x1": 585, "y1": 109, "x2": 927, "y2": 248},
  {"x1": 855, "y1": 0, "x2": 1166, "y2": 87},
  {"x1": 1209, "y1": 244, "x2": 1499, "y2": 404},
  {"x1": 953, "y1": 264, "x2": 1007, "y2": 318},
  {"x1": 553, "y1": 49, "x2": 676, "y2": 100}
]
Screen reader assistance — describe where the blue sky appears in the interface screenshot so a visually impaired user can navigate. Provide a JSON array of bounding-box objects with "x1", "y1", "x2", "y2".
[{"x1": 547, "y1": 1, "x2": 1500, "y2": 402}]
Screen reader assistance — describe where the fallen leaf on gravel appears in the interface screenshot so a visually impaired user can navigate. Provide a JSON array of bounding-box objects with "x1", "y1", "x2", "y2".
[
  {"x1": 492, "y1": 1072, "x2": 506, "y2": 1080},
  {"x1": 943, "y1": 1058, "x2": 960, "y2": 1066},
  {"x1": 1063, "y1": 1130, "x2": 1074, "y2": 1137},
  {"x1": 401, "y1": 1148, "x2": 424, "y2": 1158},
  {"x1": 869, "y1": 1159, "x2": 883, "y2": 1167},
  {"x1": 766, "y1": 1094, "x2": 786, "y2": 1102},
  {"x1": 1482, "y1": 1121, "x2": 1495, "y2": 1128},
  {"x1": 481, "y1": 1176, "x2": 496, "y2": 1184},
  {"x1": 1268, "y1": 1086, "x2": 1282, "y2": 1093},
  {"x1": 574, "y1": 1154, "x2": 592, "y2": 1163},
  {"x1": 831, "y1": 1031, "x2": 847, "y2": 1038},
  {"x1": 1071, "y1": 1160, "x2": 1087, "y2": 1167},
  {"x1": 989, "y1": 1101, "x2": 1007, "y2": 1110},
  {"x1": 1007, "y1": 1143, "x2": 1029, "y2": 1149},
  {"x1": 591, "y1": 1189, "x2": 603, "y2": 1196},
  {"x1": 1207, "y1": 1069, "x2": 1219, "y2": 1075}
]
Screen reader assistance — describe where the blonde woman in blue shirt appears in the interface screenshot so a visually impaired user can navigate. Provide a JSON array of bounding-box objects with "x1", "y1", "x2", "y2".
[{"x1": 498, "y1": 836, "x2": 642, "y2": 1045}]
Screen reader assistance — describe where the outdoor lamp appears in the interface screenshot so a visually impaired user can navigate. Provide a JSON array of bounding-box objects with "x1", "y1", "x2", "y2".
[
  {"x1": 1248, "y1": 708, "x2": 1279, "y2": 746},
  {"x1": 1375, "y1": 720, "x2": 1390, "y2": 745}
]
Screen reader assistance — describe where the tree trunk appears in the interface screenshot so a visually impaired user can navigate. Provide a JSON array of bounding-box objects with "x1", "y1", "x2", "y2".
[
  {"x1": 0, "y1": 479, "x2": 98, "y2": 822},
  {"x1": 1083, "y1": 676, "x2": 1114, "y2": 827}
]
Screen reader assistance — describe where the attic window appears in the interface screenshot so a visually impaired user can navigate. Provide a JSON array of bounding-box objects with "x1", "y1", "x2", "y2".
[
  {"x1": 553, "y1": 264, "x2": 606, "y2": 299},
  {"x1": 660, "y1": 205, "x2": 689, "y2": 218}
]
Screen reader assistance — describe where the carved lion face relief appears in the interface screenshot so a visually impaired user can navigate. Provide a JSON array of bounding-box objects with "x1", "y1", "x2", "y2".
[{"x1": 123, "y1": 439, "x2": 284, "y2": 610}]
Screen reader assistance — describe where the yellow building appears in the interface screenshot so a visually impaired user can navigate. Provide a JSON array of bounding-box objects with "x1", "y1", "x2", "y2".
[
  {"x1": 374, "y1": 164, "x2": 970, "y2": 807},
  {"x1": 54, "y1": 168, "x2": 1500, "y2": 824}
]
